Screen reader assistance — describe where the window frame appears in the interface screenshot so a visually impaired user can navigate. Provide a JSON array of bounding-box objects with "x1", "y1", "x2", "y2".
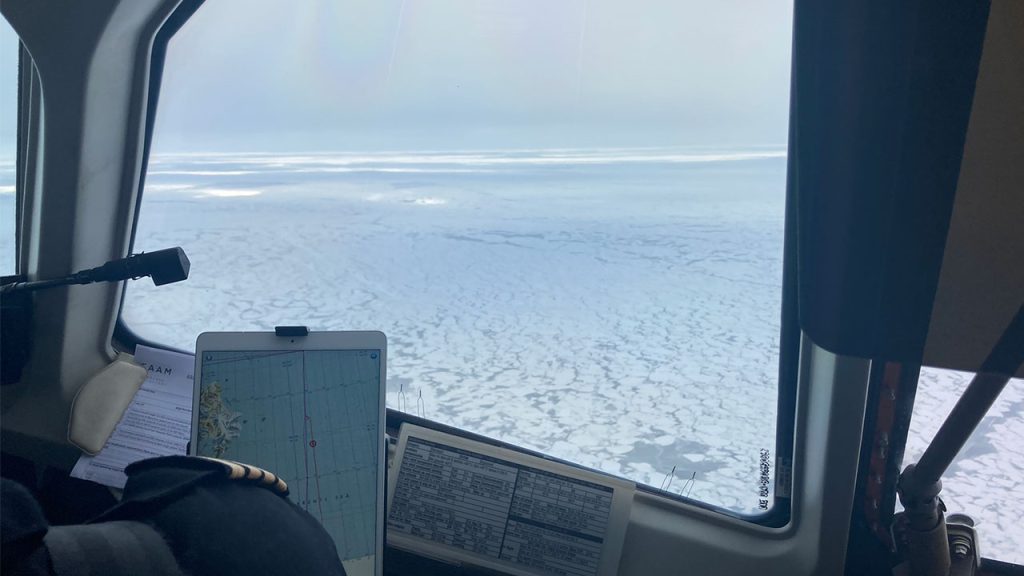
[
  {"x1": 11, "y1": 33, "x2": 25, "y2": 276},
  {"x1": 1, "y1": 24, "x2": 32, "y2": 279},
  {"x1": 113, "y1": 0, "x2": 800, "y2": 527},
  {"x1": 112, "y1": 0, "x2": 204, "y2": 355}
]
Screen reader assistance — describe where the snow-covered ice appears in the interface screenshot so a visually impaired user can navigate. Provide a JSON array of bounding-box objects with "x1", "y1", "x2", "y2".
[{"x1": 127, "y1": 149, "x2": 786, "y2": 517}]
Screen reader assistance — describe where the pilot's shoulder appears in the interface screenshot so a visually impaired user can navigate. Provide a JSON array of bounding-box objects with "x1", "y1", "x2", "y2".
[
  {"x1": 95, "y1": 455, "x2": 345, "y2": 574},
  {"x1": 94, "y1": 455, "x2": 292, "y2": 522},
  {"x1": 125, "y1": 455, "x2": 289, "y2": 495}
]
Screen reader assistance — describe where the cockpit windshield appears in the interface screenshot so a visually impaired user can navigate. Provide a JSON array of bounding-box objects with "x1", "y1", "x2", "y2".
[{"x1": 123, "y1": 0, "x2": 794, "y2": 515}]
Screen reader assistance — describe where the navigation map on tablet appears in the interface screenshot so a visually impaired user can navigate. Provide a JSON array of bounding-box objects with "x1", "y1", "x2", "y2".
[{"x1": 197, "y1": 349, "x2": 381, "y2": 575}]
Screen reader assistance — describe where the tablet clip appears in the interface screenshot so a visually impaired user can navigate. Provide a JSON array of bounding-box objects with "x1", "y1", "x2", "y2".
[{"x1": 274, "y1": 326, "x2": 309, "y2": 337}]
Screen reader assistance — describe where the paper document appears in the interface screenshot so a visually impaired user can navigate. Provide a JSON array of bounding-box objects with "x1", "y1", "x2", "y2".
[{"x1": 71, "y1": 345, "x2": 194, "y2": 489}]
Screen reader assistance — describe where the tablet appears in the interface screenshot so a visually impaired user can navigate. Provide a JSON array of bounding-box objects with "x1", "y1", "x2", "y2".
[
  {"x1": 387, "y1": 424, "x2": 635, "y2": 576},
  {"x1": 192, "y1": 330, "x2": 386, "y2": 576}
]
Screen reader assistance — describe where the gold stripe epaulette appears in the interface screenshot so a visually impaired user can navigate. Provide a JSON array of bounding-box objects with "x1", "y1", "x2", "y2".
[{"x1": 194, "y1": 456, "x2": 289, "y2": 495}]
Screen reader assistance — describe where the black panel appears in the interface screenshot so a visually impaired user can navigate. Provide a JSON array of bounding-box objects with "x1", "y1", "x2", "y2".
[{"x1": 792, "y1": 0, "x2": 990, "y2": 362}]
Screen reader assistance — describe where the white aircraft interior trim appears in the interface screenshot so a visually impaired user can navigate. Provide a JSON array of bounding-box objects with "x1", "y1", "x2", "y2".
[{"x1": 1, "y1": 0, "x2": 181, "y2": 454}]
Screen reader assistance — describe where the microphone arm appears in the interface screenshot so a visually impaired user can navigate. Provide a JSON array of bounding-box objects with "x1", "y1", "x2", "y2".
[{"x1": 0, "y1": 247, "x2": 191, "y2": 295}]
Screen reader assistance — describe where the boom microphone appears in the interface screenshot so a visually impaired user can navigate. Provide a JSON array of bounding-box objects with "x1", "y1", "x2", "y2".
[{"x1": 0, "y1": 247, "x2": 191, "y2": 294}]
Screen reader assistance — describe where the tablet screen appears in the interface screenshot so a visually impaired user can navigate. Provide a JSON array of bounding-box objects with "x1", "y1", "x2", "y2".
[{"x1": 196, "y1": 349, "x2": 382, "y2": 576}]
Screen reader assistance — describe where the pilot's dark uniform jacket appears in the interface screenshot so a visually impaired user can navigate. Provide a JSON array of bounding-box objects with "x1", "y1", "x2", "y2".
[{"x1": 1, "y1": 456, "x2": 347, "y2": 576}]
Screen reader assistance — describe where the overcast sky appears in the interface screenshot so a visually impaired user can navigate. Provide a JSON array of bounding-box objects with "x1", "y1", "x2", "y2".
[{"x1": 2, "y1": 1, "x2": 793, "y2": 153}]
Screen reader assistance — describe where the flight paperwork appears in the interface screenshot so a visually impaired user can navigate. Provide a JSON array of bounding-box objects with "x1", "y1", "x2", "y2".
[
  {"x1": 388, "y1": 424, "x2": 635, "y2": 576},
  {"x1": 71, "y1": 345, "x2": 194, "y2": 488}
]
